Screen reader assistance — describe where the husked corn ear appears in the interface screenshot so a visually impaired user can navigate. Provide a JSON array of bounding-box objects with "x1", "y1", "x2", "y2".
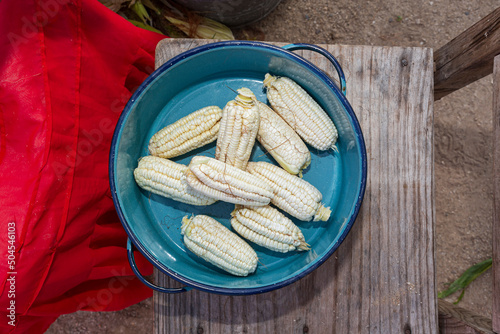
[
  {"x1": 149, "y1": 106, "x2": 222, "y2": 158},
  {"x1": 263, "y1": 73, "x2": 338, "y2": 151},
  {"x1": 246, "y1": 161, "x2": 331, "y2": 221},
  {"x1": 185, "y1": 156, "x2": 274, "y2": 206},
  {"x1": 181, "y1": 215, "x2": 258, "y2": 276},
  {"x1": 256, "y1": 101, "x2": 311, "y2": 176},
  {"x1": 134, "y1": 156, "x2": 216, "y2": 206},
  {"x1": 215, "y1": 88, "x2": 260, "y2": 170},
  {"x1": 231, "y1": 205, "x2": 310, "y2": 253}
]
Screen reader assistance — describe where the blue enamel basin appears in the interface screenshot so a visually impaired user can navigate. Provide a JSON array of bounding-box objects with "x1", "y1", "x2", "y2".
[{"x1": 109, "y1": 41, "x2": 367, "y2": 295}]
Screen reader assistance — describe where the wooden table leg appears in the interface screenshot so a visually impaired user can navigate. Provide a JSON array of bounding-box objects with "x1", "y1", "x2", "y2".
[{"x1": 493, "y1": 54, "x2": 500, "y2": 334}]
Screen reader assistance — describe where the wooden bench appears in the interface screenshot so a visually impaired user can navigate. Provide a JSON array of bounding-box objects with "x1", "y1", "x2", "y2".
[
  {"x1": 151, "y1": 8, "x2": 500, "y2": 332},
  {"x1": 153, "y1": 39, "x2": 437, "y2": 333}
]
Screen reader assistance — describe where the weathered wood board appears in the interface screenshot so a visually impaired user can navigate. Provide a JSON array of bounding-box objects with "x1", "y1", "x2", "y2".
[
  {"x1": 438, "y1": 300, "x2": 493, "y2": 334},
  {"x1": 153, "y1": 39, "x2": 436, "y2": 334},
  {"x1": 434, "y1": 7, "x2": 500, "y2": 100}
]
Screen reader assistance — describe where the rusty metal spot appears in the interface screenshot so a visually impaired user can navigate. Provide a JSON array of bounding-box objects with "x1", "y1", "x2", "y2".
[
  {"x1": 197, "y1": 327, "x2": 204, "y2": 334},
  {"x1": 303, "y1": 324, "x2": 309, "y2": 333}
]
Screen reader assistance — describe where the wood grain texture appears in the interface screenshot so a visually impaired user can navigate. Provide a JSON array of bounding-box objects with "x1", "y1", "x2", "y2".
[
  {"x1": 153, "y1": 39, "x2": 436, "y2": 334},
  {"x1": 434, "y1": 7, "x2": 500, "y2": 100},
  {"x1": 439, "y1": 315, "x2": 484, "y2": 334},
  {"x1": 493, "y1": 55, "x2": 500, "y2": 334},
  {"x1": 438, "y1": 300, "x2": 493, "y2": 334}
]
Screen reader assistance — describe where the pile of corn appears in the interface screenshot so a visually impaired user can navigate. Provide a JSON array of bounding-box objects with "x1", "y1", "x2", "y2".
[{"x1": 134, "y1": 74, "x2": 338, "y2": 276}]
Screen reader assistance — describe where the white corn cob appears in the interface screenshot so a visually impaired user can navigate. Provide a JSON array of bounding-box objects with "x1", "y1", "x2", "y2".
[
  {"x1": 263, "y1": 73, "x2": 338, "y2": 151},
  {"x1": 181, "y1": 215, "x2": 258, "y2": 276},
  {"x1": 148, "y1": 106, "x2": 222, "y2": 158},
  {"x1": 185, "y1": 156, "x2": 274, "y2": 206},
  {"x1": 256, "y1": 101, "x2": 311, "y2": 176},
  {"x1": 215, "y1": 88, "x2": 260, "y2": 170},
  {"x1": 246, "y1": 161, "x2": 331, "y2": 221},
  {"x1": 134, "y1": 156, "x2": 216, "y2": 206},
  {"x1": 231, "y1": 205, "x2": 310, "y2": 253}
]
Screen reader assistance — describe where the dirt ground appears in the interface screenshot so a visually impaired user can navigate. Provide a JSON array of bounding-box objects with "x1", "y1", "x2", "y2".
[{"x1": 47, "y1": 0, "x2": 498, "y2": 332}]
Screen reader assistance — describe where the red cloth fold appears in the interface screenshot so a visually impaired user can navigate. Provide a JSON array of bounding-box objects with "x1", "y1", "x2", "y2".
[{"x1": 0, "y1": 0, "x2": 165, "y2": 332}]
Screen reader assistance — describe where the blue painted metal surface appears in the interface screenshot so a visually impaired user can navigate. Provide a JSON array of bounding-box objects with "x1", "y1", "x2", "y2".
[{"x1": 110, "y1": 41, "x2": 367, "y2": 295}]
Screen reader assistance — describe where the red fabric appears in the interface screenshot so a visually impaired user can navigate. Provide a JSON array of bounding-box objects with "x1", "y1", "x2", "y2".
[{"x1": 0, "y1": 0, "x2": 165, "y2": 332}]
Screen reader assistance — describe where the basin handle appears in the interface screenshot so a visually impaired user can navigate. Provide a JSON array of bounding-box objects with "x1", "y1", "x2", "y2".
[
  {"x1": 127, "y1": 238, "x2": 190, "y2": 293},
  {"x1": 282, "y1": 43, "x2": 347, "y2": 96}
]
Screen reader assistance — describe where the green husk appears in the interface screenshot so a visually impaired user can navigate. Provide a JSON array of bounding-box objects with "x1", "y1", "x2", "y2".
[
  {"x1": 438, "y1": 258, "x2": 492, "y2": 304},
  {"x1": 131, "y1": 0, "x2": 151, "y2": 23},
  {"x1": 127, "y1": 19, "x2": 163, "y2": 34},
  {"x1": 100, "y1": 0, "x2": 234, "y2": 40},
  {"x1": 142, "y1": 0, "x2": 161, "y2": 15},
  {"x1": 165, "y1": 16, "x2": 234, "y2": 40}
]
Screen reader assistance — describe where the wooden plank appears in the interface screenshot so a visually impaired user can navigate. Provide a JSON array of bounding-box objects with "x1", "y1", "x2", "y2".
[
  {"x1": 438, "y1": 300, "x2": 493, "y2": 334},
  {"x1": 493, "y1": 55, "x2": 500, "y2": 334},
  {"x1": 439, "y1": 315, "x2": 485, "y2": 334},
  {"x1": 434, "y1": 7, "x2": 500, "y2": 100},
  {"x1": 153, "y1": 39, "x2": 436, "y2": 333}
]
